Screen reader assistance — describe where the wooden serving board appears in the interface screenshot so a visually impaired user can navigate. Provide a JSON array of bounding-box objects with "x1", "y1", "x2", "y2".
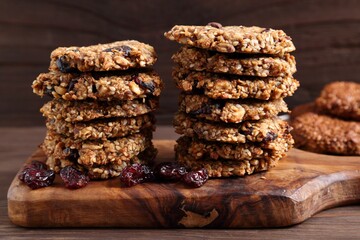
[{"x1": 7, "y1": 140, "x2": 360, "y2": 228}]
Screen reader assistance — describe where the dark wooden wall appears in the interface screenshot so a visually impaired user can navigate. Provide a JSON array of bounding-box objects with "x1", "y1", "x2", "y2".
[{"x1": 1, "y1": 0, "x2": 360, "y2": 126}]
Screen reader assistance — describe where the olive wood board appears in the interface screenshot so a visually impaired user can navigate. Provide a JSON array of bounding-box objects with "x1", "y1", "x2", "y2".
[{"x1": 7, "y1": 140, "x2": 360, "y2": 228}]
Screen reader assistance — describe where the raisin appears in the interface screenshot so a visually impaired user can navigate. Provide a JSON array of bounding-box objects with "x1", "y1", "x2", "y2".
[
  {"x1": 188, "y1": 104, "x2": 212, "y2": 116},
  {"x1": 154, "y1": 162, "x2": 187, "y2": 181},
  {"x1": 56, "y1": 56, "x2": 78, "y2": 73},
  {"x1": 120, "y1": 163, "x2": 154, "y2": 187},
  {"x1": 182, "y1": 168, "x2": 209, "y2": 188},
  {"x1": 264, "y1": 131, "x2": 278, "y2": 142},
  {"x1": 60, "y1": 166, "x2": 89, "y2": 189},
  {"x1": 92, "y1": 84, "x2": 98, "y2": 93},
  {"x1": 44, "y1": 87, "x2": 54, "y2": 97},
  {"x1": 63, "y1": 148, "x2": 79, "y2": 163},
  {"x1": 103, "y1": 45, "x2": 132, "y2": 57},
  {"x1": 19, "y1": 163, "x2": 55, "y2": 190},
  {"x1": 207, "y1": 22, "x2": 222, "y2": 29},
  {"x1": 133, "y1": 75, "x2": 155, "y2": 94},
  {"x1": 67, "y1": 79, "x2": 78, "y2": 92}
]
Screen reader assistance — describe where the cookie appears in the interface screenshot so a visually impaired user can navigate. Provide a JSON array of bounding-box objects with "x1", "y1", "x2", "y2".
[
  {"x1": 290, "y1": 111, "x2": 360, "y2": 155},
  {"x1": 32, "y1": 70, "x2": 163, "y2": 101},
  {"x1": 49, "y1": 40, "x2": 157, "y2": 73},
  {"x1": 164, "y1": 24, "x2": 295, "y2": 56},
  {"x1": 173, "y1": 68, "x2": 299, "y2": 100},
  {"x1": 172, "y1": 46, "x2": 296, "y2": 77},
  {"x1": 41, "y1": 130, "x2": 153, "y2": 167},
  {"x1": 41, "y1": 98, "x2": 158, "y2": 122},
  {"x1": 46, "y1": 114, "x2": 155, "y2": 140},
  {"x1": 179, "y1": 94, "x2": 288, "y2": 123},
  {"x1": 175, "y1": 140, "x2": 279, "y2": 178},
  {"x1": 315, "y1": 81, "x2": 360, "y2": 121},
  {"x1": 176, "y1": 135, "x2": 293, "y2": 162},
  {"x1": 174, "y1": 112, "x2": 291, "y2": 144},
  {"x1": 46, "y1": 145, "x2": 157, "y2": 180}
]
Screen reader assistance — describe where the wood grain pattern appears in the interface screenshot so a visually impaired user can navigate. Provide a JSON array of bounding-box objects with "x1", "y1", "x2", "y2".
[
  {"x1": 7, "y1": 140, "x2": 360, "y2": 228},
  {"x1": 1, "y1": 0, "x2": 360, "y2": 126}
]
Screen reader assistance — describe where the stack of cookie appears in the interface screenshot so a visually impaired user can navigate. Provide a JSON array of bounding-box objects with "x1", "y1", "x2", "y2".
[
  {"x1": 291, "y1": 81, "x2": 360, "y2": 155},
  {"x1": 32, "y1": 40, "x2": 163, "y2": 179},
  {"x1": 165, "y1": 23, "x2": 299, "y2": 177}
]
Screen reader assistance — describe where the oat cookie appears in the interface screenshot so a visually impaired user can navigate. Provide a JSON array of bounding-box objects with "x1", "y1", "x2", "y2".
[
  {"x1": 32, "y1": 70, "x2": 163, "y2": 101},
  {"x1": 176, "y1": 135, "x2": 293, "y2": 162},
  {"x1": 49, "y1": 40, "x2": 157, "y2": 72},
  {"x1": 165, "y1": 24, "x2": 295, "y2": 56},
  {"x1": 46, "y1": 114, "x2": 155, "y2": 140},
  {"x1": 291, "y1": 111, "x2": 360, "y2": 155},
  {"x1": 41, "y1": 98, "x2": 158, "y2": 122},
  {"x1": 46, "y1": 145, "x2": 157, "y2": 180},
  {"x1": 179, "y1": 94, "x2": 288, "y2": 123},
  {"x1": 174, "y1": 112, "x2": 291, "y2": 144},
  {"x1": 175, "y1": 141, "x2": 279, "y2": 178},
  {"x1": 173, "y1": 68, "x2": 299, "y2": 100},
  {"x1": 42, "y1": 130, "x2": 153, "y2": 167},
  {"x1": 172, "y1": 46, "x2": 296, "y2": 77},
  {"x1": 315, "y1": 81, "x2": 360, "y2": 121}
]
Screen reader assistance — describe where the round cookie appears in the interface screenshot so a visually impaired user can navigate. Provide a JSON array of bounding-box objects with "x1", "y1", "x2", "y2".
[
  {"x1": 49, "y1": 40, "x2": 157, "y2": 72},
  {"x1": 175, "y1": 140, "x2": 279, "y2": 178},
  {"x1": 164, "y1": 24, "x2": 295, "y2": 56},
  {"x1": 172, "y1": 46, "x2": 296, "y2": 77},
  {"x1": 173, "y1": 68, "x2": 299, "y2": 100},
  {"x1": 33, "y1": 70, "x2": 163, "y2": 101},
  {"x1": 46, "y1": 145, "x2": 157, "y2": 180},
  {"x1": 42, "y1": 130, "x2": 153, "y2": 167},
  {"x1": 41, "y1": 98, "x2": 159, "y2": 122},
  {"x1": 177, "y1": 135, "x2": 293, "y2": 162},
  {"x1": 290, "y1": 110, "x2": 360, "y2": 155},
  {"x1": 315, "y1": 81, "x2": 360, "y2": 121},
  {"x1": 46, "y1": 114, "x2": 155, "y2": 140},
  {"x1": 173, "y1": 112, "x2": 291, "y2": 144},
  {"x1": 179, "y1": 94, "x2": 288, "y2": 123}
]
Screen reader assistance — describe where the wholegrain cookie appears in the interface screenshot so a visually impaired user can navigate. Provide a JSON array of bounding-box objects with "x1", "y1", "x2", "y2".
[
  {"x1": 179, "y1": 94, "x2": 288, "y2": 123},
  {"x1": 42, "y1": 130, "x2": 153, "y2": 167},
  {"x1": 174, "y1": 112, "x2": 291, "y2": 144},
  {"x1": 164, "y1": 24, "x2": 295, "y2": 56},
  {"x1": 41, "y1": 98, "x2": 158, "y2": 122},
  {"x1": 46, "y1": 145, "x2": 157, "y2": 180},
  {"x1": 32, "y1": 70, "x2": 163, "y2": 101},
  {"x1": 46, "y1": 114, "x2": 155, "y2": 140},
  {"x1": 290, "y1": 111, "x2": 360, "y2": 155},
  {"x1": 172, "y1": 46, "x2": 296, "y2": 77},
  {"x1": 315, "y1": 81, "x2": 360, "y2": 121},
  {"x1": 49, "y1": 40, "x2": 157, "y2": 73},
  {"x1": 175, "y1": 141, "x2": 279, "y2": 178},
  {"x1": 176, "y1": 135, "x2": 293, "y2": 162},
  {"x1": 173, "y1": 68, "x2": 299, "y2": 100}
]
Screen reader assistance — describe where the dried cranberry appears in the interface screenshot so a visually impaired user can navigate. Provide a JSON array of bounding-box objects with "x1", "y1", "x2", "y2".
[
  {"x1": 56, "y1": 56, "x2": 78, "y2": 73},
  {"x1": 133, "y1": 75, "x2": 155, "y2": 93},
  {"x1": 182, "y1": 168, "x2": 209, "y2": 188},
  {"x1": 188, "y1": 104, "x2": 212, "y2": 116},
  {"x1": 60, "y1": 166, "x2": 89, "y2": 189},
  {"x1": 20, "y1": 168, "x2": 55, "y2": 190},
  {"x1": 120, "y1": 163, "x2": 154, "y2": 187},
  {"x1": 154, "y1": 162, "x2": 187, "y2": 181},
  {"x1": 18, "y1": 161, "x2": 49, "y2": 182}
]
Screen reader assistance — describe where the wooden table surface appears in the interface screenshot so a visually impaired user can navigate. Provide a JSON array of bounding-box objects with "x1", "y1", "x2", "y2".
[{"x1": 1, "y1": 127, "x2": 360, "y2": 239}]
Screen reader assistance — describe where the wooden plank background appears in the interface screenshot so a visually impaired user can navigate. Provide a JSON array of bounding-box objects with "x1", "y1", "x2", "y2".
[{"x1": 1, "y1": 0, "x2": 359, "y2": 126}]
